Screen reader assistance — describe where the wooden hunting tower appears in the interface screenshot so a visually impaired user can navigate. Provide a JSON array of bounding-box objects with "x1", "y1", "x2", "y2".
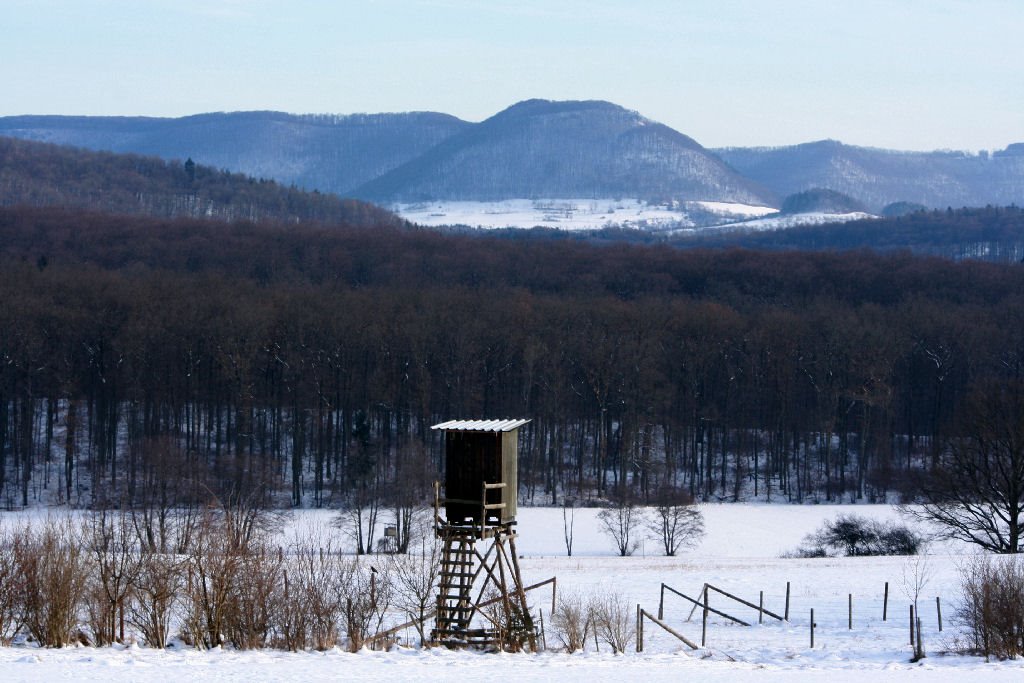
[
  {"x1": 430, "y1": 418, "x2": 535, "y2": 651},
  {"x1": 434, "y1": 418, "x2": 526, "y2": 525}
]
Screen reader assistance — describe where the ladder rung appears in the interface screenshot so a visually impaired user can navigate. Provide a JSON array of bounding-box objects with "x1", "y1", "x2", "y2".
[
  {"x1": 483, "y1": 503, "x2": 506, "y2": 510},
  {"x1": 483, "y1": 483, "x2": 506, "y2": 489}
]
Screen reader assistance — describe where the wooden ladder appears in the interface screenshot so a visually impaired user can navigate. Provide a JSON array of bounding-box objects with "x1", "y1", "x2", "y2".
[{"x1": 434, "y1": 531, "x2": 479, "y2": 640}]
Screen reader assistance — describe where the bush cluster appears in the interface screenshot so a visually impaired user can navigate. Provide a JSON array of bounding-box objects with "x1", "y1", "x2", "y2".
[
  {"x1": 0, "y1": 508, "x2": 438, "y2": 651},
  {"x1": 789, "y1": 514, "x2": 924, "y2": 558},
  {"x1": 550, "y1": 590, "x2": 635, "y2": 654}
]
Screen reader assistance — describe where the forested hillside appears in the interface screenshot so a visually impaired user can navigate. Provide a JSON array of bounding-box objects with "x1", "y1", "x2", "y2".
[
  {"x1": 354, "y1": 99, "x2": 774, "y2": 205},
  {"x1": 0, "y1": 136, "x2": 404, "y2": 228},
  {"x1": 679, "y1": 205, "x2": 1024, "y2": 261},
  {"x1": 2, "y1": 205, "x2": 1023, "y2": 512}
]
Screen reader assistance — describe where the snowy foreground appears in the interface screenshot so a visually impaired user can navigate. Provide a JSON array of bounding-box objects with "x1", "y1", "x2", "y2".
[{"x1": 2, "y1": 504, "x2": 1023, "y2": 682}]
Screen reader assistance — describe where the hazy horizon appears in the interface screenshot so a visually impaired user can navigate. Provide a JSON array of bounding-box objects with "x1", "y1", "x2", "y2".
[{"x1": 3, "y1": 0, "x2": 1021, "y2": 153}]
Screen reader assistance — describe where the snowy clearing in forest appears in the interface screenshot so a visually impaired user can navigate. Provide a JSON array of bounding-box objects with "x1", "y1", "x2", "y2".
[{"x1": 392, "y1": 198, "x2": 776, "y2": 230}]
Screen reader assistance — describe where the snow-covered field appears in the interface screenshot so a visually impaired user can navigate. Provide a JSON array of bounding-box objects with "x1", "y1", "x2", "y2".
[
  {"x1": 1, "y1": 504, "x2": 1022, "y2": 682},
  {"x1": 391, "y1": 197, "x2": 878, "y2": 235},
  {"x1": 392, "y1": 198, "x2": 776, "y2": 230},
  {"x1": 678, "y1": 211, "x2": 876, "y2": 233}
]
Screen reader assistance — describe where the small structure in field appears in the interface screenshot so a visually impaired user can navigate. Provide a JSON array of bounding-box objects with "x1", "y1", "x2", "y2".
[{"x1": 430, "y1": 418, "x2": 534, "y2": 651}]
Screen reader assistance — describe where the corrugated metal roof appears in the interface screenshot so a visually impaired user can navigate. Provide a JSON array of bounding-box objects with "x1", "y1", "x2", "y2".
[{"x1": 431, "y1": 418, "x2": 531, "y2": 432}]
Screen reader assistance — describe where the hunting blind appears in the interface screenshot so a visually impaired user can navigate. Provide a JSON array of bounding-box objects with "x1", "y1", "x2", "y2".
[
  {"x1": 430, "y1": 418, "x2": 535, "y2": 651},
  {"x1": 436, "y1": 419, "x2": 524, "y2": 525}
]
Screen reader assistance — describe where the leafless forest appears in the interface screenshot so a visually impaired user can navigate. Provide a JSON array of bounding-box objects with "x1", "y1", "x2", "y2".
[{"x1": 2, "y1": 205, "x2": 1023, "y2": 513}]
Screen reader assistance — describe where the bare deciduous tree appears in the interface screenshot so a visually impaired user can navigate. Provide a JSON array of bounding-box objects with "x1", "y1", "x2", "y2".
[
  {"x1": 598, "y1": 498, "x2": 644, "y2": 557},
  {"x1": 562, "y1": 499, "x2": 576, "y2": 557},
  {"x1": 647, "y1": 487, "x2": 705, "y2": 556},
  {"x1": 910, "y1": 381, "x2": 1024, "y2": 553},
  {"x1": 901, "y1": 543, "x2": 933, "y2": 613}
]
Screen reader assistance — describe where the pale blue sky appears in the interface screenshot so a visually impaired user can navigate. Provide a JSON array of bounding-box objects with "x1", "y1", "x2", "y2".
[{"x1": 2, "y1": 0, "x2": 1020, "y2": 151}]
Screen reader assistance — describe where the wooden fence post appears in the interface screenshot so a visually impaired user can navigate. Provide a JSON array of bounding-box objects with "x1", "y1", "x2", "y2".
[
  {"x1": 759, "y1": 590, "x2": 764, "y2": 625},
  {"x1": 636, "y1": 604, "x2": 642, "y2": 652},
  {"x1": 883, "y1": 582, "x2": 888, "y2": 621},
  {"x1": 810, "y1": 608, "x2": 815, "y2": 648},
  {"x1": 785, "y1": 581, "x2": 790, "y2": 621},
  {"x1": 848, "y1": 594, "x2": 853, "y2": 630},
  {"x1": 936, "y1": 596, "x2": 943, "y2": 632},
  {"x1": 909, "y1": 604, "x2": 915, "y2": 646},
  {"x1": 702, "y1": 584, "x2": 709, "y2": 647},
  {"x1": 659, "y1": 583, "x2": 665, "y2": 620},
  {"x1": 916, "y1": 617, "x2": 924, "y2": 660}
]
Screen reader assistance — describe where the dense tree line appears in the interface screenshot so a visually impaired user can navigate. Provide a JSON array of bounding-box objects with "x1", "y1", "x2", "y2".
[
  {"x1": 2, "y1": 205, "x2": 1024, "y2": 511},
  {"x1": 0, "y1": 136, "x2": 403, "y2": 228},
  {"x1": 678, "y1": 205, "x2": 1024, "y2": 262}
]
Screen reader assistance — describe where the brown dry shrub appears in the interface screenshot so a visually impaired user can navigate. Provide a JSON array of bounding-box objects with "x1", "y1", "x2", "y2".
[
  {"x1": 0, "y1": 526, "x2": 26, "y2": 644},
  {"x1": 590, "y1": 591, "x2": 635, "y2": 654},
  {"x1": 552, "y1": 591, "x2": 592, "y2": 653},
  {"x1": 128, "y1": 549, "x2": 183, "y2": 648},
  {"x1": 15, "y1": 517, "x2": 89, "y2": 647},
  {"x1": 957, "y1": 555, "x2": 1024, "y2": 660}
]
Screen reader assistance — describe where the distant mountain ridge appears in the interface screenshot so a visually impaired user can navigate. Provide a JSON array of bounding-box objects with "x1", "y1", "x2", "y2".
[
  {"x1": 715, "y1": 140, "x2": 1024, "y2": 212},
  {"x1": 1, "y1": 101, "x2": 1022, "y2": 212},
  {"x1": 0, "y1": 110, "x2": 468, "y2": 197}
]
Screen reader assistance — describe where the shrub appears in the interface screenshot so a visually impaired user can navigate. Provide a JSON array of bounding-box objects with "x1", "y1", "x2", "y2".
[
  {"x1": 15, "y1": 517, "x2": 89, "y2": 647},
  {"x1": 551, "y1": 591, "x2": 592, "y2": 653},
  {"x1": 0, "y1": 527, "x2": 26, "y2": 644},
  {"x1": 957, "y1": 555, "x2": 1024, "y2": 660},
  {"x1": 225, "y1": 541, "x2": 283, "y2": 649},
  {"x1": 180, "y1": 509, "x2": 247, "y2": 649},
  {"x1": 340, "y1": 559, "x2": 391, "y2": 651},
  {"x1": 590, "y1": 591, "x2": 635, "y2": 654},
  {"x1": 128, "y1": 549, "x2": 182, "y2": 648},
  {"x1": 789, "y1": 514, "x2": 923, "y2": 557},
  {"x1": 83, "y1": 510, "x2": 142, "y2": 646}
]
